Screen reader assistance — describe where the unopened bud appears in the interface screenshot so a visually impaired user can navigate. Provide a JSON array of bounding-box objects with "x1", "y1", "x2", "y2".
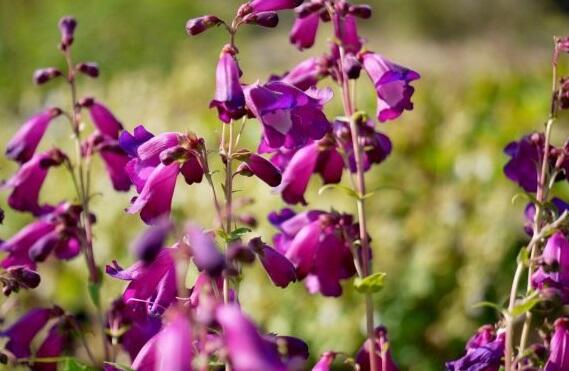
[
  {"x1": 33, "y1": 68, "x2": 62, "y2": 85},
  {"x1": 185, "y1": 15, "x2": 223, "y2": 36},
  {"x1": 296, "y1": 2, "x2": 324, "y2": 18},
  {"x1": 349, "y1": 5, "x2": 372, "y2": 19},
  {"x1": 77, "y1": 62, "x2": 99, "y2": 78},
  {"x1": 244, "y1": 12, "x2": 279, "y2": 28},
  {"x1": 343, "y1": 54, "x2": 362, "y2": 79},
  {"x1": 238, "y1": 214, "x2": 258, "y2": 228},
  {"x1": 58, "y1": 16, "x2": 77, "y2": 49}
]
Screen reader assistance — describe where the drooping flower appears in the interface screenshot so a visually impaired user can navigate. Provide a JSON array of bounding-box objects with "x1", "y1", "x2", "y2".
[
  {"x1": 33, "y1": 322, "x2": 67, "y2": 371},
  {"x1": 5, "y1": 108, "x2": 62, "y2": 163},
  {"x1": 236, "y1": 153, "x2": 282, "y2": 187},
  {"x1": 245, "y1": 81, "x2": 332, "y2": 150},
  {"x1": 106, "y1": 248, "x2": 178, "y2": 316},
  {"x1": 503, "y1": 133, "x2": 545, "y2": 193},
  {"x1": 83, "y1": 132, "x2": 131, "y2": 191},
  {"x1": 290, "y1": 12, "x2": 320, "y2": 50},
  {"x1": 268, "y1": 209, "x2": 357, "y2": 296},
  {"x1": 249, "y1": 237, "x2": 297, "y2": 288},
  {"x1": 185, "y1": 15, "x2": 223, "y2": 36},
  {"x1": 545, "y1": 317, "x2": 569, "y2": 371},
  {"x1": 184, "y1": 223, "x2": 226, "y2": 277},
  {"x1": 130, "y1": 218, "x2": 172, "y2": 264},
  {"x1": 445, "y1": 329, "x2": 504, "y2": 371},
  {"x1": 216, "y1": 304, "x2": 287, "y2": 371},
  {"x1": 1, "y1": 266, "x2": 41, "y2": 296},
  {"x1": 356, "y1": 327, "x2": 399, "y2": 371},
  {"x1": 80, "y1": 97, "x2": 123, "y2": 139},
  {"x1": 531, "y1": 232, "x2": 569, "y2": 302},
  {"x1": 210, "y1": 44, "x2": 246, "y2": 123},
  {"x1": 278, "y1": 57, "x2": 329, "y2": 90},
  {"x1": 332, "y1": 14, "x2": 363, "y2": 55},
  {"x1": 361, "y1": 51, "x2": 420, "y2": 122},
  {"x1": 0, "y1": 306, "x2": 63, "y2": 359}
]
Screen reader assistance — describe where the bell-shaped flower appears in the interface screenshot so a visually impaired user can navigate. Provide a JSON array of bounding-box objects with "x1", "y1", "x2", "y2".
[
  {"x1": 236, "y1": 153, "x2": 282, "y2": 187},
  {"x1": 279, "y1": 57, "x2": 329, "y2": 91},
  {"x1": 545, "y1": 317, "x2": 569, "y2": 371},
  {"x1": 184, "y1": 223, "x2": 226, "y2": 277},
  {"x1": 0, "y1": 306, "x2": 63, "y2": 359},
  {"x1": 80, "y1": 97, "x2": 123, "y2": 139},
  {"x1": 445, "y1": 329, "x2": 504, "y2": 371},
  {"x1": 216, "y1": 304, "x2": 287, "y2": 371},
  {"x1": 106, "y1": 248, "x2": 178, "y2": 316},
  {"x1": 290, "y1": 12, "x2": 320, "y2": 50},
  {"x1": 210, "y1": 45, "x2": 246, "y2": 123},
  {"x1": 1, "y1": 149, "x2": 66, "y2": 215},
  {"x1": 356, "y1": 327, "x2": 399, "y2": 371},
  {"x1": 245, "y1": 81, "x2": 332, "y2": 150},
  {"x1": 5, "y1": 108, "x2": 61, "y2": 163},
  {"x1": 531, "y1": 232, "x2": 569, "y2": 302},
  {"x1": 504, "y1": 133, "x2": 545, "y2": 193},
  {"x1": 84, "y1": 133, "x2": 131, "y2": 191},
  {"x1": 361, "y1": 51, "x2": 420, "y2": 122},
  {"x1": 250, "y1": 237, "x2": 296, "y2": 288}
]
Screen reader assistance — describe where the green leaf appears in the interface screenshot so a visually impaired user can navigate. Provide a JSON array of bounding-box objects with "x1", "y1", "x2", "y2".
[
  {"x1": 59, "y1": 357, "x2": 97, "y2": 371},
  {"x1": 88, "y1": 276, "x2": 102, "y2": 308},
  {"x1": 318, "y1": 184, "x2": 361, "y2": 200},
  {"x1": 472, "y1": 301, "x2": 504, "y2": 314},
  {"x1": 511, "y1": 294, "x2": 541, "y2": 318},
  {"x1": 230, "y1": 227, "x2": 251, "y2": 238},
  {"x1": 516, "y1": 248, "x2": 529, "y2": 266},
  {"x1": 354, "y1": 272, "x2": 386, "y2": 294}
]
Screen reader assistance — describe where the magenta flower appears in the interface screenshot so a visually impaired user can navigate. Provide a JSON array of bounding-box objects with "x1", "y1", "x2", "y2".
[
  {"x1": 131, "y1": 218, "x2": 171, "y2": 263},
  {"x1": 0, "y1": 203, "x2": 84, "y2": 270},
  {"x1": 0, "y1": 306, "x2": 63, "y2": 359},
  {"x1": 185, "y1": 15, "x2": 223, "y2": 36},
  {"x1": 210, "y1": 45, "x2": 246, "y2": 123},
  {"x1": 185, "y1": 223, "x2": 227, "y2": 277},
  {"x1": 445, "y1": 329, "x2": 504, "y2": 371},
  {"x1": 531, "y1": 232, "x2": 569, "y2": 302},
  {"x1": 504, "y1": 133, "x2": 544, "y2": 193},
  {"x1": 236, "y1": 153, "x2": 282, "y2": 187},
  {"x1": 34, "y1": 322, "x2": 66, "y2": 371},
  {"x1": 361, "y1": 51, "x2": 420, "y2": 122},
  {"x1": 545, "y1": 318, "x2": 569, "y2": 371},
  {"x1": 356, "y1": 327, "x2": 399, "y2": 371},
  {"x1": 245, "y1": 81, "x2": 332, "y2": 149},
  {"x1": 58, "y1": 16, "x2": 77, "y2": 49},
  {"x1": 84, "y1": 133, "x2": 131, "y2": 191},
  {"x1": 80, "y1": 97, "x2": 123, "y2": 139},
  {"x1": 216, "y1": 304, "x2": 287, "y2": 371},
  {"x1": 524, "y1": 198, "x2": 569, "y2": 235},
  {"x1": 312, "y1": 352, "x2": 336, "y2": 371},
  {"x1": 1, "y1": 149, "x2": 66, "y2": 216},
  {"x1": 106, "y1": 248, "x2": 178, "y2": 316},
  {"x1": 333, "y1": 14, "x2": 362, "y2": 55},
  {"x1": 279, "y1": 57, "x2": 329, "y2": 90},
  {"x1": 250, "y1": 237, "x2": 297, "y2": 288},
  {"x1": 290, "y1": 12, "x2": 320, "y2": 50},
  {"x1": 5, "y1": 108, "x2": 61, "y2": 163},
  {"x1": 246, "y1": 0, "x2": 303, "y2": 13}
]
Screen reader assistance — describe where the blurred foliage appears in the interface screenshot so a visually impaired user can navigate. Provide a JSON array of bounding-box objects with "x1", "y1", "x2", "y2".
[{"x1": 2, "y1": 0, "x2": 569, "y2": 370}]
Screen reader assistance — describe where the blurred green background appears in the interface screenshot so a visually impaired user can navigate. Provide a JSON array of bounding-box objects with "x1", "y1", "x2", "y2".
[{"x1": 2, "y1": 0, "x2": 569, "y2": 370}]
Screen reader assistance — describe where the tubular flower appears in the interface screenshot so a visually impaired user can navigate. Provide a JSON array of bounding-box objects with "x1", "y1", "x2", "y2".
[
  {"x1": 84, "y1": 133, "x2": 131, "y2": 191},
  {"x1": 312, "y1": 352, "x2": 337, "y2": 371},
  {"x1": 33, "y1": 322, "x2": 67, "y2": 371},
  {"x1": 250, "y1": 237, "x2": 297, "y2": 288},
  {"x1": 236, "y1": 153, "x2": 282, "y2": 187},
  {"x1": 245, "y1": 81, "x2": 332, "y2": 150},
  {"x1": 184, "y1": 223, "x2": 226, "y2": 277},
  {"x1": 290, "y1": 12, "x2": 320, "y2": 50},
  {"x1": 531, "y1": 232, "x2": 569, "y2": 302},
  {"x1": 445, "y1": 329, "x2": 504, "y2": 371},
  {"x1": 106, "y1": 248, "x2": 178, "y2": 316},
  {"x1": 1, "y1": 149, "x2": 66, "y2": 216},
  {"x1": 279, "y1": 57, "x2": 329, "y2": 91},
  {"x1": 268, "y1": 209, "x2": 357, "y2": 297},
  {"x1": 0, "y1": 203, "x2": 85, "y2": 270},
  {"x1": 243, "y1": 0, "x2": 303, "y2": 14},
  {"x1": 5, "y1": 108, "x2": 61, "y2": 163},
  {"x1": 0, "y1": 306, "x2": 63, "y2": 359},
  {"x1": 356, "y1": 327, "x2": 399, "y2": 371},
  {"x1": 361, "y1": 51, "x2": 420, "y2": 122},
  {"x1": 210, "y1": 44, "x2": 246, "y2": 123},
  {"x1": 80, "y1": 97, "x2": 123, "y2": 139},
  {"x1": 545, "y1": 318, "x2": 569, "y2": 371},
  {"x1": 503, "y1": 133, "x2": 545, "y2": 193},
  {"x1": 216, "y1": 304, "x2": 287, "y2": 371},
  {"x1": 332, "y1": 14, "x2": 363, "y2": 55}
]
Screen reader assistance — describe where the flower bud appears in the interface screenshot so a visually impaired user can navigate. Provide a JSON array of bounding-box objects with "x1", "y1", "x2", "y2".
[
  {"x1": 238, "y1": 214, "x2": 258, "y2": 228},
  {"x1": 76, "y1": 62, "x2": 99, "y2": 78},
  {"x1": 296, "y1": 2, "x2": 324, "y2": 18},
  {"x1": 58, "y1": 16, "x2": 77, "y2": 50},
  {"x1": 33, "y1": 68, "x2": 62, "y2": 85},
  {"x1": 227, "y1": 243, "x2": 256, "y2": 264},
  {"x1": 131, "y1": 218, "x2": 172, "y2": 263},
  {"x1": 185, "y1": 15, "x2": 223, "y2": 36},
  {"x1": 243, "y1": 12, "x2": 279, "y2": 28},
  {"x1": 559, "y1": 77, "x2": 569, "y2": 110},
  {"x1": 558, "y1": 37, "x2": 569, "y2": 54},
  {"x1": 343, "y1": 54, "x2": 362, "y2": 79},
  {"x1": 349, "y1": 5, "x2": 372, "y2": 19}
]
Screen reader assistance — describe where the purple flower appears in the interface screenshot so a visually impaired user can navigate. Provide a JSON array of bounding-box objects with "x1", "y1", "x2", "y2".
[
  {"x1": 245, "y1": 81, "x2": 332, "y2": 149},
  {"x1": 333, "y1": 14, "x2": 363, "y2": 55},
  {"x1": 356, "y1": 327, "x2": 399, "y2": 371},
  {"x1": 80, "y1": 97, "x2": 123, "y2": 139},
  {"x1": 58, "y1": 16, "x2": 77, "y2": 49},
  {"x1": 236, "y1": 153, "x2": 282, "y2": 187},
  {"x1": 0, "y1": 306, "x2": 63, "y2": 358},
  {"x1": 290, "y1": 12, "x2": 320, "y2": 50},
  {"x1": 545, "y1": 317, "x2": 569, "y2": 371},
  {"x1": 106, "y1": 248, "x2": 178, "y2": 316},
  {"x1": 250, "y1": 237, "x2": 297, "y2": 288},
  {"x1": 34, "y1": 322, "x2": 66, "y2": 371},
  {"x1": 278, "y1": 140, "x2": 343, "y2": 205},
  {"x1": 216, "y1": 304, "x2": 287, "y2": 371},
  {"x1": 1, "y1": 149, "x2": 66, "y2": 215},
  {"x1": 84, "y1": 133, "x2": 131, "y2": 191},
  {"x1": 5, "y1": 108, "x2": 61, "y2": 163},
  {"x1": 119, "y1": 125, "x2": 154, "y2": 158},
  {"x1": 246, "y1": 0, "x2": 303, "y2": 13},
  {"x1": 210, "y1": 45, "x2": 246, "y2": 123},
  {"x1": 465, "y1": 325, "x2": 496, "y2": 350},
  {"x1": 263, "y1": 335, "x2": 309, "y2": 364},
  {"x1": 531, "y1": 232, "x2": 569, "y2": 302},
  {"x1": 312, "y1": 352, "x2": 336, "y2": 371},
  {"x1": 504, "y1": 133, "x2": 544, "y2": 193},
  {"x1": 524, "y1": 198, "x2": 569, "y2": 235},
  {"x1": 131, "y1": 218, "x2": 172, "y2": 264},
  {"x1": 361, "y1": 51, "x2": 420, "y2": 122},
  {"x1": 2, "y1": 266, "x2": 41, "y2": 296},
  {"x1": 279, "y1": 57, "x2": 329, "y2": 90},
  {"x1": 185, "y1": 223, "x2": 226, "y2": 277},
  {"x1": 445, "y1": 330, "x2": 504, "y2": 371},
  {"x1": 185, "y1": 15, "x2": 223, "y2": 36}
]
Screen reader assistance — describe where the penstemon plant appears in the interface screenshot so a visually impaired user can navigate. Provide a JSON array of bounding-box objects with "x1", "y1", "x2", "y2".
[
  {"x1": 445, "y1": 39, "x2": 569, "y2": 371},
  {"x1": 0, "y1": 0, "x2": 419, "y2": 370}
]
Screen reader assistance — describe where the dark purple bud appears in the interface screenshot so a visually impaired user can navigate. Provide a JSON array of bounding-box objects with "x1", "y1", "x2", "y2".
[
  {"x1": 210, "y1": 45, "x2": 246, "y2": 123},
  {"x1": 244, "y1": 12, "x2": 279, "y2": 28},
  {"x1": 33, "y1": 68, "x2": 62, "y2": 85},
  {"x1": 250, "y1": 237, "x2": 297, "y2": 288},
  {"x1": 238, "y1": 154, "x2": 282, "y2": 187},
  {"x1": 349, "y1": 5, "x2": 372, "y2": 19},
  {"x1": 227, "y1": 243, "x2": 256, "y2": 264},
  {"x1": 295, "y1": 2, "x2": 324, "y2": 18},
  {"x1": 239, "y1": 214, "x2": 258, "y2": 228},
  {"x1": 185, "y1": 223, "x2": 226, "y2": 276},
  {"x1": 58, "y1": 16, "x2": 77, "y2": 49},
  {"x1": 131, "y1": 218, "x2": 172, "y2": 263},
  {"x1": 0, "y1": 208, "x2": 3, "y2": 224},
  {"x1": 247, "y1": 0, "x2": 303, "y2": 13},
  {"x1": 343, "y1": 53, "x2": 362, "y2": 79},
  {"x1": 77, "y1": 62, "x2": 100, "y2": 78},
  {"x1": 185, "y1": 15, "x2": 223, "y2": 36},
  {"x1": 7, "y1": 266, "x2": 40, "y2": 289}
]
